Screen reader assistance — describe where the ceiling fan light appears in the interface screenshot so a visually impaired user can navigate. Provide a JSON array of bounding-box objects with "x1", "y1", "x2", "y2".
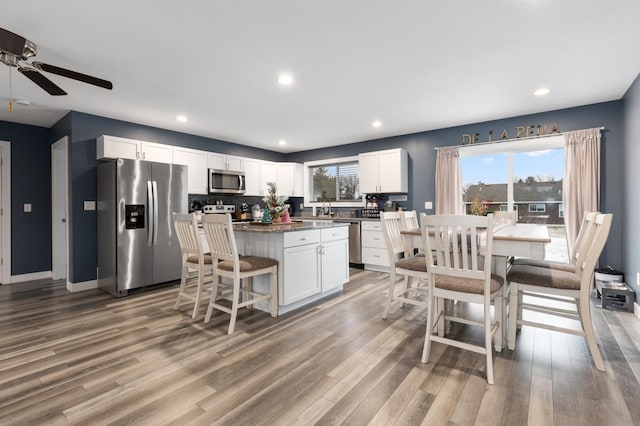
[{"x1": 22, "y1": 39, "x2": 36, "y2": 59}]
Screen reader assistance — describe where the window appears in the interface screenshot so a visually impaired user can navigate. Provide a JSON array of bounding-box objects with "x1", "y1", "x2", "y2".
[
  {"x1": 304, "y1": 156, "x2": 363, "y2": 206},
  {"x1": 529, "y1": 203, "x2": 546, "y2": 213},
  {"x1": 460, "y1": 135, "x2": 564, "y2": 224},
  {"x1": 559, "y1": 203, "x2": 564, "y2": 219}
]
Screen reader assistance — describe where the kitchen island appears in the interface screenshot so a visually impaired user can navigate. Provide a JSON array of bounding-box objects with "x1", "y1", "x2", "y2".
[{"x1": 233, "y1": 221, "x2": 349, "y2": 314}]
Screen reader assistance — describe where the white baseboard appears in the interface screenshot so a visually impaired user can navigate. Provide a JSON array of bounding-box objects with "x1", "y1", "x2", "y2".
[
  {"x1": 66, "y1": 279, "x2": 98, "y2": 292},
  {"x1": 11, "y1": 270, "x2": 52, "y2": 283}
]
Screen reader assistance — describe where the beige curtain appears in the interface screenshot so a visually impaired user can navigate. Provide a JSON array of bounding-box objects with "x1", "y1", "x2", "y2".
[
  {"x1": 563, "y1": 128, "x2": 601, "y2": 259},
  {"x1": 435, "y1": 146, "x2": 464, "y2": 214}
]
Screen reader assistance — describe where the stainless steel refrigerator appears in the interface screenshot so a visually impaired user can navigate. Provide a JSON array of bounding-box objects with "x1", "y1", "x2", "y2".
[{"x1": 97, "y1": 158, "x2": 188, "y2": 297}]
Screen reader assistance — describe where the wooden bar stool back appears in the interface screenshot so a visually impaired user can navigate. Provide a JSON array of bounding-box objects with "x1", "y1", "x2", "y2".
[
  {"x1": 172, "y1": 213, "x2": 214, "y2": 319},
  {"x1": 201, "y1": 213, "x2": 278, "y2": 334}
]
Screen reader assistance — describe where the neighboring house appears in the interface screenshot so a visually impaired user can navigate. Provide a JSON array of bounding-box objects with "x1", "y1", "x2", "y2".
[{"x1": 464, "y1": 181, "x2": 564, "y2": 224}]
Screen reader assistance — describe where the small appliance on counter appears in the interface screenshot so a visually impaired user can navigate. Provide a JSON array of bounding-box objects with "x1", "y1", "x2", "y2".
[
  {"x1": 384, "y1": 200, "x2": 397, "y2": 211},
  {"x1": 251, "y1": 204, "x2": 262, "y2": 221}
]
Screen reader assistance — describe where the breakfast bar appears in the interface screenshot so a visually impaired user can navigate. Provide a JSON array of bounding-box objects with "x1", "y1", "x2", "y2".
[{"x1": 233, "y1": 221, "x2": 350, "y2": 314}]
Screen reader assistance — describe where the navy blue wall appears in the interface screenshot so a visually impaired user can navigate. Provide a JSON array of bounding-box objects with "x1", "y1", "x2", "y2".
[
  {"x1": 622, "y1": 74, "x2": 640, "y2": 298},
  {"x1": 0, "y1": 120, "x2": 52, "y2": 275},
  {"x1": 287, "y1": 101, "x2": 624, "y2": 270}
]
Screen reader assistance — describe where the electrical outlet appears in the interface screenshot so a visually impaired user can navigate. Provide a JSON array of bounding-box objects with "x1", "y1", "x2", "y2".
[
  {"x1": 300, "y1": 203, "x2": 304, "y2": 210},
  {"x1": 24, "y1": 203, "x2": 32, "y2": 213},
  {"x1": 84, "y1": 201, "x2": 96, "y2": 211}
]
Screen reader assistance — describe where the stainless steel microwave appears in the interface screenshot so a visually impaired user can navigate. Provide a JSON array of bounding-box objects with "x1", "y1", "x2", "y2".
[{"x1": 208, "y1": 169, "x2": 246, "y2": 194}]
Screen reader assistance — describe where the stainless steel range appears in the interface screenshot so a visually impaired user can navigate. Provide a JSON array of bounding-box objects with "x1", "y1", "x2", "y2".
[{"x1": 203, "y1": 204, "x2": 235, "y2": 215}]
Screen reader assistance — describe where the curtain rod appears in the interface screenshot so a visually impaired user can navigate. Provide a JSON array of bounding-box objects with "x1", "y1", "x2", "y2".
[{"x1": 434, "y1": 126, "x2": 605, "y2": 150}]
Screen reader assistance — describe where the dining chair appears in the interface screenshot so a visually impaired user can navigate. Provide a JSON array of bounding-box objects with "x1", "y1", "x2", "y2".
[
  {"x1": 201, "y1": 213, "x2": 278, "y2": 334},
  {"x1": 512, "y1": 211, "x2": 597, "y2": 271},
  {"x1": 400, "y1": 210, "x2": 424, "y2": 256},
  {"x1": 379, "y1": 211, "x2": 430, "y2": 319},
  {"x1": 172, "y1": 213, "x2": 214, "y2": 319},
  {"x1": 506, "y1": 213, "x2": 612, "y2": 370},
  {"x1": 421, "y1": 213, "x2": 503, "y2": 384},
  {"x1": 400, "y1": 210, "x2": 420, "y2": 231}
]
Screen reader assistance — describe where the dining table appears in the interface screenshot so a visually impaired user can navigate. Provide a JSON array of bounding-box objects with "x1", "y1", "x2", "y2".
[{"x1": 400, "y1": 223, "x2": 551, "y2": 351}]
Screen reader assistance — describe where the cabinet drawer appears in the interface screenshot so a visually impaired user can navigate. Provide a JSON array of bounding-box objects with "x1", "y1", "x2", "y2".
[
  {"x1": 362, "y1": 247, "x2": 390, "y2": 267},
  {"x1": 361, "y1": 221, "x2": 382, "y2": 231},
  {"x1": 283, "y1": 230, "x2": 321, "y2": 248},
  {"x1": 362, "y1": 230, "x2": 386, "y2": 249},
  {"x1": 321, "y1": 226, "x2": 348, "y2": 242}
]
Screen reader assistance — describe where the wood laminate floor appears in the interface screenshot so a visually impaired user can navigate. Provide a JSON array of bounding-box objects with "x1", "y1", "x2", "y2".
[{"x1": 1, "y1": 269, "x2": 639, "y2": 425}]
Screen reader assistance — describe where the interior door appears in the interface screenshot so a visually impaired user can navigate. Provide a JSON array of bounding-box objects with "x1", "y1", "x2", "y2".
[{"x1": 51, "y1": 137, "x2": 68, "y2": 280}]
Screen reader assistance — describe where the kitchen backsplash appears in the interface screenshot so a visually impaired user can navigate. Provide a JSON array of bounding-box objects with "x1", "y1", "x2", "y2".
[{"x1": 188, "y1": 194, "x2": 304, "y2": 216}]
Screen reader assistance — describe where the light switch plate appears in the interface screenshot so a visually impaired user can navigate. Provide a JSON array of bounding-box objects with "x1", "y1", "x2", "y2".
[
  {"x1": 300, "y1": 203, "x2": 304, "y2": 210},
  {"x1": 424, "y1": 201, "x2": 433, "y2": 210},
  {"x1": 24, "y1": 203, "x2": 32, "y2": 213},
  {"x1": 84, "y1": 201, "x2": 96, "y2": 211}
]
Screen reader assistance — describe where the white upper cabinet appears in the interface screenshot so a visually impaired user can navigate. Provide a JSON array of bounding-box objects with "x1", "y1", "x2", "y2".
[
  {"x1": 243, "y1": 157, "x2": 262, "y2": 196},
  {"x1": 207, "y1": 152, "x2": 244, "y2": 172},
  {"x1": 172, "y1": 147, "x2": 208, "y2": 194},
  {"x1": 139, "y1": 141, "x2": 173, "y2": 163},
  {"x1": 97, "y1": 135, "x2": 172, "y2": 163},
  {"x1": 260, "y1": 161, "x2": 278, "y2": 196},
  {"x1": 277, "y1": 163, "x2": 304, "y2": 197},
  {"x1": 358, "y1": 148, "x2": 408, "y2": 193}
]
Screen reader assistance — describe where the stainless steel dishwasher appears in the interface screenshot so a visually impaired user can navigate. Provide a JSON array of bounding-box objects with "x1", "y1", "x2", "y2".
[{"x1": 334, "y1": 220, "x2": 361, "y2": 264}]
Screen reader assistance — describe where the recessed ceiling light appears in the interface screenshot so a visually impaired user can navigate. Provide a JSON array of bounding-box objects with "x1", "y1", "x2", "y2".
[
  {"x1": 176, "y1": 115, "x2": 188, "y2": 122},
  {"x1": 534, "y1": 88, "x2": 551, "y2": 96},
  {"x1": 372, "y1": 120, "x2": 382, "y2": 128},
  {"x1": 278, "y1": 140, "x2": 287, "y2": 145},
  {"x1": 278, "y1": 74, "x2": 293, "y2": 86}
]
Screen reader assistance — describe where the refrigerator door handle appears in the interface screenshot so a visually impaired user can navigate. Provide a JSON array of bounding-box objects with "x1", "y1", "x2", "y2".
[
  {"x1": 152, "y1": 180, "x2": 159, "y2": 245},
  {"x1": 147, "y1": 180, "x2": 154, "y2": 246}
]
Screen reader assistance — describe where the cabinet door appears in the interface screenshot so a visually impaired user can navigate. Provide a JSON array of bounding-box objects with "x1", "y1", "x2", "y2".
[
  {"x1": 172, "y1": 147, "x2": 208, "y2": 194},
  {"x1": 261, "y1": 161, "x2": 278, "y2": 196},
  {"x1": 277, "y1": 163, "x2": 295, "y2": 197},
  {"x1": 358, "y1": 151, "x2": 380, "y2": 193},
  {"x1": 321, "y1": 239, "x2": 349, "y2": 292},
  {"x1": 207, "y1": 152, "x2": 227, "y2": 170},
  {"x1": 283, "y1": 244, "x2": 321, "y2": 304},
  {"x1": 378, "y1": 149, "x2": 407, "y2": 193},
  {"x1": 243, "y1": 157, "x2": 262, "y2": 196},
  {"x1": 97, "y1": 135, "x2": 139, "y2": 160},
  {"x1": 140, "y1": 141, "x2": 172, "y2": 163},
  {"x1": 226, "y1": 155, "x2": 244, "y2": 172}
]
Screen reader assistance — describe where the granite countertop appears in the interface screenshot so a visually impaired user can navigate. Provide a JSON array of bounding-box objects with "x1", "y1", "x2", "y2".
[
  {"x1": 233, "y1": 220, "x2": 349, "y2": 233},
  {"x1": 290, "y1": 215, "x2": 379, "y2": 222}
]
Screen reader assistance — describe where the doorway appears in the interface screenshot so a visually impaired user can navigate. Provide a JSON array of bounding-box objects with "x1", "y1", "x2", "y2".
[
  {"x1": 0, "y1": 140, "x2": 10, "y2": 284},
  {"x1": 51, "y1": 136, "x2": 69, "y2": 281}
]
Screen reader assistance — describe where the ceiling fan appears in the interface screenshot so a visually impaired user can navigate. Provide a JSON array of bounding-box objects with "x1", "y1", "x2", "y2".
[{"x1": 0, "y1": 27, "x2": 113, "y2": 96}]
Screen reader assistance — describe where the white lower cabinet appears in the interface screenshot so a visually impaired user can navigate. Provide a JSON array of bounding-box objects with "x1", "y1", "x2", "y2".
[
  {"x1": 281, "y1": 226, "x2": 349, "y2": 307},
  {"x1": 361, "y1": 220, "x2": 390, "y2": 269},
  {"x1": 320, "y1": 232, "x2": 349, "y2": 292},
  {"x1": 283, "y1": 242, "x2": 321, "y2": 305}
]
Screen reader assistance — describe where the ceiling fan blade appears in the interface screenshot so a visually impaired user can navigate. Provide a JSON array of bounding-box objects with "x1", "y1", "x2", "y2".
[
  {"x1": 0, "y1": 27, "x2": 27, "y2": 57},
  {"x1": 18, "y1": 67, "x2": 67, "y2": 96},
  {"x1": 33, "y1": 61, "x2": 113, "y2": 90}
]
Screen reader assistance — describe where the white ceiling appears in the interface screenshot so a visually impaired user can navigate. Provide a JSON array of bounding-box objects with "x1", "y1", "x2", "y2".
[{"x1": 1, "y1": 1, "x2": 640, "y2": 153}]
